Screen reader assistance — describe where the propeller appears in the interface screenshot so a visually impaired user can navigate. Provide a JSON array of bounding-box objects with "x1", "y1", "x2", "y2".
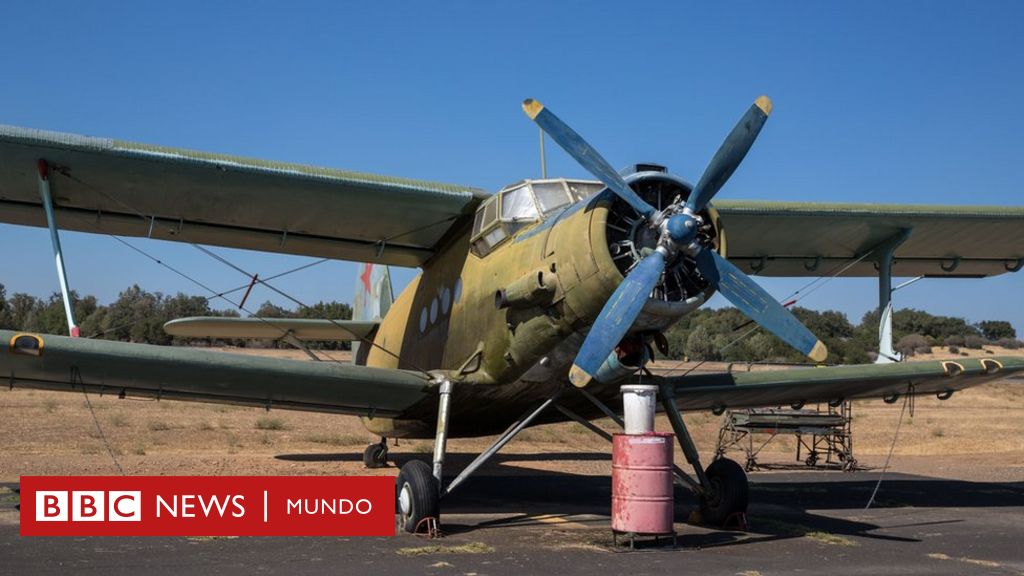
[{"x1": 523, "y1": 97, "x2": 828, "y2": 387}]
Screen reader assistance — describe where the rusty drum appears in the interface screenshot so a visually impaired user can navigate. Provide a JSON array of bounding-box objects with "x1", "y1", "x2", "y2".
[{"x1": 611, "y1": 432, "x2": 674, "y2": 535}]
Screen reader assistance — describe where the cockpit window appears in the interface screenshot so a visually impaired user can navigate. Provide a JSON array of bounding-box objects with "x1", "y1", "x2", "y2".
[
  {"x1": 567, "y1": 181, "x2": 604, "y2": 202},
  {"x1": 532, "y1": 181, "x2": 571, "y2": 214},
  {"x1": 500, "y1": 185, "x2": 538, "y2": 221},
  {"x1": 470, "y1": 178, "x2": 602, "y2": 257}
]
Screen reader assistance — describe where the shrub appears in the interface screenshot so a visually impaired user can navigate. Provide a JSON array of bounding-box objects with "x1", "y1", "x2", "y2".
[
  {"x1": 895, "y1": 334, "x2": 929, "y2": 357},
  {"x1": 255, "y1": 417, "x2": 286, "y2": 431},
  {"x1": 996, "y1": 338, "x2": 1023, "y2": 350},
  {"x1": 914, "y1": 345, "x2": 932, "y2": 355},
  {"x1": 947, "y1": 345, "x2": 960, "y2": 354},
  {"x1": 944, "y1": 335, "x2": 965, "y2": 347},
  {"x1": 964, "y1": 335, "x2": 988, "y2": 349}
]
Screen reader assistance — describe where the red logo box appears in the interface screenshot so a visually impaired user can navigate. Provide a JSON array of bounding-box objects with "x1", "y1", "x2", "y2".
[{"x1": 20, "y1": 476, "x2": 395, "y2": 536}]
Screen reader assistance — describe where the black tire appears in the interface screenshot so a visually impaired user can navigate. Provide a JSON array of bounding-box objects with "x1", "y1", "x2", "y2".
[
  {"x1": 363, "y1": 443, "x2": 388, "y2": 469},
  {"x1": 395, "y1": 460, "x2": 439, "y2": 533},
  {"x1": 699, "y1": 458, "x2": 749, "y2": 527},
  {"x1": 805, "y1": 451, "x2": 819, "y2": 467}
]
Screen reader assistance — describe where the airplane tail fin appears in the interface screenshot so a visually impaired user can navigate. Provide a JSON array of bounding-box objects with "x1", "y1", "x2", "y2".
[
  {"x1": 352, "y1": 263, "x2": 393, "y2": 364},
  {"x1": 353, "y1": 263, "x2": 393, "y2": 321}
]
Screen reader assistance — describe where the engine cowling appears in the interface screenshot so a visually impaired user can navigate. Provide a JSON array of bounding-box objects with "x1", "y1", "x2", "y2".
[{"x1": 605, "y1": 166, "x2": 724, "y2": 332}]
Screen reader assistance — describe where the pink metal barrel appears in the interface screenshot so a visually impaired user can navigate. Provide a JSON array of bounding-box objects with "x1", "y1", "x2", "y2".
[{"x1": 611, "y1": 432, "x2": 674, "y2": 535}]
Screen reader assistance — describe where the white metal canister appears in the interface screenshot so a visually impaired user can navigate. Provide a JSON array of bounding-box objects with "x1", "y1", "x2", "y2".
[{"x1": 620, "y1": 384, "x2": 658, "y2": 434}]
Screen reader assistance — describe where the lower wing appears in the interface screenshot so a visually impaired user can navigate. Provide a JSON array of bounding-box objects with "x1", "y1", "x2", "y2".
[
  {"x1": 656, "y1": 357, "x2": 1024, "y2": 411},
  {"x1": 1, "y1": 330, "x2": 432, "y2": 417}
]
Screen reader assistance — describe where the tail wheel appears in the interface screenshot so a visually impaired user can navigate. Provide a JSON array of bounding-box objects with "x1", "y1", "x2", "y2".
[
  {"x1": 699, "y1": 458, "x2": 749, "y2": 526},
  {"x1": 363, "y1": 442, "x2": 388, "y2": 469},
  {"x1": 396, "y1": 460, "x2": 439, "y2": 533}
]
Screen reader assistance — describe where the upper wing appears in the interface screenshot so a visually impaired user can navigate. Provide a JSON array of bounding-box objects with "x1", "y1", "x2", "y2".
[
  {"x1": 655, "y1": 356, "x2": 1024, "y2": 412},
  {"x1": 0, "y1": 125, "x2": 489, "y2": 267},
  {"x1": 714, "y1": 200, "x2": 1024, "y2": 277},
  {"x1": 1, "y1": 330, "x2": 432, "y2": 417},
  {"x1": 163, "y1": 317, "x2": 378, "y2": 341}
]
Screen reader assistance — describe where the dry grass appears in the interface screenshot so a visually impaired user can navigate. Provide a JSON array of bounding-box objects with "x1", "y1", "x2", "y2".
[
  {"x1": 396, "y1": 542, "x2": 494, "y2": 556},
  {"x1": 927, "y1": 552, "x2": 1001, "y2": 568},
  {"x1": 254, "y1": 417, "x2": 286, "y2": 431},
  {"x1": 302, "y1": 433, "x2": 367, "y2": 446},
  {"x1": 805, "y1": 531, "x2": 857, "y2": 546}
]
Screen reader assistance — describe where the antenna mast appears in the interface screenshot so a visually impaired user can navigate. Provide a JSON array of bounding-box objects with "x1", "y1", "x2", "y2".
[{"x1": 539, "y1": 127, "x2": 547, "y2": 178}]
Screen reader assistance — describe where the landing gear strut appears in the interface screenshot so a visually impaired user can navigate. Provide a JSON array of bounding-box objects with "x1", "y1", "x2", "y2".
[
  {"x1": 363, "y1": 437, "x2": 389, "y2": 468},
  {"x1": 658, "y1": 381, "x2": 749, "y2": 526},
  {"x1": 395, "y1": 378, "x2": 560, "y2": 533}
]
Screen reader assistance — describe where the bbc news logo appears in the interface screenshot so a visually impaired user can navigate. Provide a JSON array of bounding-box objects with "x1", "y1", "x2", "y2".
[
  {"x1": 36, "y1": 491, "x2": 141, "y2": 522},
  {"x1": 21, "y1": 476, "x2": 395, "y2": 536}
]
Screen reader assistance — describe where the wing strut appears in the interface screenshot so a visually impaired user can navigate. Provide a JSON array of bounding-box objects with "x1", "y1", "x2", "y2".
[
  {"x1": 37, "y1": 159, "x2": 79, "y2": 337},
  {"x1": 874, "y1": 229, "x2": 912, "y2": 363}
]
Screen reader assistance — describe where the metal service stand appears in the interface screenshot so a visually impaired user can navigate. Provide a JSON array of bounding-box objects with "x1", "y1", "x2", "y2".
[{"x1": 715, "y1": 402, "x2": 857, "y2": 471}]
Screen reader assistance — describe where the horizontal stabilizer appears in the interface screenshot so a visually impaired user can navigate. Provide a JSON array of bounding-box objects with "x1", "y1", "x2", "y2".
[{"x1": 163, "y1": 317, "x2": 379, "y2": 341}]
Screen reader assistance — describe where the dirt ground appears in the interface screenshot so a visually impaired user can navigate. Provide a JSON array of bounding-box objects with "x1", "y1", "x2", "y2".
[{"x1": 1, "y1": 346, "x2": 1022, "y2": 484}]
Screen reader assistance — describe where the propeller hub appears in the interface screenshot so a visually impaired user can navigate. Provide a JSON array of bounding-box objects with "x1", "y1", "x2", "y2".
[{"x1": 665, "y1": 213, "x2": 699, "y2": 246}]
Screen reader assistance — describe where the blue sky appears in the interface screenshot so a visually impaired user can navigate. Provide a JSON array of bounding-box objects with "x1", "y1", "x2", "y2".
[{"x1": 1, "y1": 1, "x2": 1022, "y2": 335}]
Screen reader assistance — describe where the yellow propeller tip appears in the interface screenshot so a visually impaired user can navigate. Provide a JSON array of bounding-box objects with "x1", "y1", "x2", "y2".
[
  {"x1": 809, "y1": 340, "x2": 828, "y2": 363},
  {"x1": 522, "y1": 98, "x2": 545, "y2": 120},
  {"x1": 568, "y1": 364, "x2": 593, "y2": 388},
  {"x1": 754, "y1": 95, "x2": 773, "y2": 116}
]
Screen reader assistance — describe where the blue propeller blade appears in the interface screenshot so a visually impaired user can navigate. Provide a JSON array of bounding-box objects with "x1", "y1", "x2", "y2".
[
  {"x1": 696, "y1": 249, "x2": 827, "y2": 362},
  {"x1": 523, "y1": 99, "x2": 656, "y2": 219},
  {"x1": 569, "y1": 250, "x2": 666, "y2": 387},
  {"x1": 684, "y1": 96, "x2": 772, "y2": 214}
]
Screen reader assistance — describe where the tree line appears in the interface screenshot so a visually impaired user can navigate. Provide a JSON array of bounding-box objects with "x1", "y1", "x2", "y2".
[
  {"x1": 663, "y1": 306, "x2": 1020, "y2": 364},
  {"x1": 0, "y1": 282, "x2": 1017, "y2": 361},
  {"x1": 0, "y1": 283, "x2": 351, "y2": 347}
]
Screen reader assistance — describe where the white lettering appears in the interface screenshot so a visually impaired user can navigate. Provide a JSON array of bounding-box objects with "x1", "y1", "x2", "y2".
[
  {"x1": 284, "y1": 498, "x2": 374, "y2": 515},
  {"x1": 155, "y1": 494, "x2": 175, "y2": 518}
]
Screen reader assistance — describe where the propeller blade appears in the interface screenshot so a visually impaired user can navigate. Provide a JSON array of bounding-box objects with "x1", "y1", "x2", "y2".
[
  {"x1": 569, "y1": 250, "x2": 666, "y2": 387},
  {"x1": 696, "y1": 249, "x2": 827, "y2": 362},
  {"x1": 684, "y1": 96, "x2": 772, "y2": 213},
  {"x1": 523, "y1": 99, "x2": 656, "y2": 218}
]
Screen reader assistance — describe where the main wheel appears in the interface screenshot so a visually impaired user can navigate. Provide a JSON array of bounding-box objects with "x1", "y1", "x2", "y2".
[
  {"x1": 699, "y1": 458, "x2": 749, "y2": 527},
  {"x1": 363, "y1": 442, "x2": 388, "y2": 468},
  {"x1": 395, "y1": 460, "x2": 439, "y2": 533}
]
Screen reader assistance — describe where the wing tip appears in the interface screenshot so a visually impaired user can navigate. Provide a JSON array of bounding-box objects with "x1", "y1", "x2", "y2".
[
  {"x1": 809, "y1": 340, "x2": 828, "y2": 363},
  {"x1": 754, "y1": 95, "x2": 773, "y2": 116},
  {"x1": 569, "y1": 364, "x2": 593, "y2": 388},
  {"x1": 522, "y1": 98, "x2": 545, "y2": 120}
]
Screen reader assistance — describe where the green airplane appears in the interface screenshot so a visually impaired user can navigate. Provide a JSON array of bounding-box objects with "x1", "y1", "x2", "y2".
[{"x1": 1, "y1": 97, "x2": 1022, "y2": 533}]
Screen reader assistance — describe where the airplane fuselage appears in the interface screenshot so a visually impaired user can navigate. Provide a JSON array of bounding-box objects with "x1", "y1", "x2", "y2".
[{"x1": 360, "y1": 172, "x2": 720, "y2": 438}]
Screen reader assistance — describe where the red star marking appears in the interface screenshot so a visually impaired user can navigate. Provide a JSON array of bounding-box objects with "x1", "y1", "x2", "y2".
[{"x1": 360, "y1": 263, "x2": 373, "y2": 294}]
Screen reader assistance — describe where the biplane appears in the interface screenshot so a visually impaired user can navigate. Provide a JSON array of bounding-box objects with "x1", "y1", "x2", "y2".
[{"x1": 1, "y1": 97, "x2": 1022, "y2": 532}]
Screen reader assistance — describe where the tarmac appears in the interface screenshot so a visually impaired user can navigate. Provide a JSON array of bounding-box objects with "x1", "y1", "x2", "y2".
[{"x1": 3, "y1": 464, "x2": 1024, "y2": 575}]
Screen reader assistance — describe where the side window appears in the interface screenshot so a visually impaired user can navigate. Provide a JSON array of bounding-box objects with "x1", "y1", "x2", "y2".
[
  {"x1": 471, "y1": 196, "x2": 505, "y2": 257},
  {"x1": 472, "y1": 206, "x2": 485, "y2": 238}
]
